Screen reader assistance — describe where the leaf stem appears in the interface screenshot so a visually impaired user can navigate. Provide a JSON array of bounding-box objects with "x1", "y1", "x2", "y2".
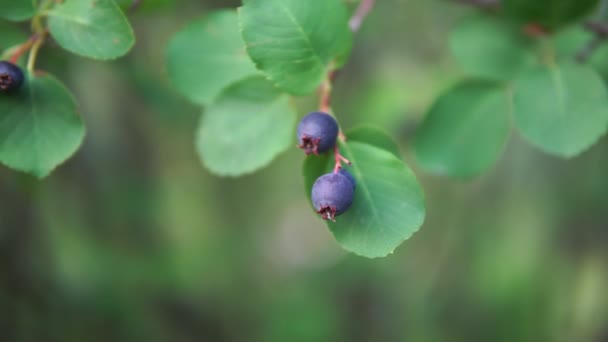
[
  {"x1": 23, "y1": 0, "x2": 54, "y2": 73},
  {"x1": 8, "y1": 35, "x2": 38, "y2": 64},
  {"x1": 577, "y1": 21, "x2": 608, "y2": 62},
  {"x1": 312, "y1": 0, "x2": 378, "y2": 180},
  {"x1": 349, "y1": 0, "x2": 376, "y2": 32},
  {"x1": 317, "y1": 0, "x2": 377, "y2": 140},
  {"x1": 332, "y1": 144, "x2": 352, "y2": 173},
  {"x1": 318, "y1": 68, "x2": 337, "y2": 113},
  {"x1": 27, "y1": 32, "x2": 46, "y2": 73},
  {"x1": 539, "y1": 37, "x2": 557, "y2": 67}
]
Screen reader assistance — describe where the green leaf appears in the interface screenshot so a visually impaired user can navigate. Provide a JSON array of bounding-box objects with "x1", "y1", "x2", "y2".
[
  {"x1": 552, "y1": 26, "x2": 588, "y2": 58},
  {"x1": 196, "y1": 77, "x2": 296, "y2": 177},
  {"x1": 346, "y1": 125, "x2": 401, "y2": 159},
  {"x1": 115, "y1": 0, "x2": 173, "y2": 12},
  {"x1": 0, "y1": 73, "x2": 85, "y2": 178},
  {"x1": 167, "y1": 10, "x2": 258, "y2": 106},
  {"x1": 0, "y1": 21, "x2": 29, "y2": 52},
  {"x1": 552, "y1": 26, "x2": 608, "y2": 75},
  {"x1": 512, "y1": 63, "x2": 608, "y2": 157},
  {"x1": 0, "y1": 0, "x2": 35, "y2": 21},
  {"x1": 48, "y1": 0, "x2": 135, "y2": 60},
  {"x1": 413, "y1": 81, "x2": 512, "y2": 178},
  {"x1": 449, "y1": 15, "x2": 536, "y2": 81},
  {"x1": 503, "y1": 0, "x2": 599, "y2": 29},
  {"x1": 303, "y1": 128, "x2": 425, "y2": 258},
  {"x1": 239, "y1": 0, "x2": 352, "y2": 95}
]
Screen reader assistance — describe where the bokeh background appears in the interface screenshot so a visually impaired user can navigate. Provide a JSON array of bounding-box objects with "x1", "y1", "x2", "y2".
[{"x1": 1, "y1": 0, "x2": 607, "y2": 341}]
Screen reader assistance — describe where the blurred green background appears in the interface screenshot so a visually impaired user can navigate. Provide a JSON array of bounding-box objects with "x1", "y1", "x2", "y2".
[{"x1": 1, "y1": 0, "x2": 608, "y2": 341}]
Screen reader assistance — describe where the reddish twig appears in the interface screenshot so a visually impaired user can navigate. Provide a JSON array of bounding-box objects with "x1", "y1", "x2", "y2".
[
  {"x1": 318, "y1": 0, "x2": 376, "y2": 114},
  {"x1": 578, "y1": 21, "x2": 608, "y2": 62},
  {"x1": 318, "y1": 73, "x2": 333, "y2": 113},
  {"x1": 522, "y1": 23, "x2": 551, "y2": 37},
  {"x1": 319, "y1": 0, "x2": 376, "y2": 172},
  {"x1": 332, "y1": 144, "x2": 352, "y2": 173},
  {"x1": 9, "y1": 35, "x2": 38, "y2": 64},
  {"x1": 349, "y1": 0, "x2": 376, "y2": 32},
  {"x1": 576, "y1": 35, "x2": 605, "y2": 62}
]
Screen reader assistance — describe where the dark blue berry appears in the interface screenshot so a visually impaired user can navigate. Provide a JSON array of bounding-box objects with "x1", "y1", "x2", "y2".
[
  {"x1": 0, "y1": 61, "x2": 25, "y2": 93},
  {"x1": 338, "y1": 168, "x2": 356, "y2": 190},
  {"x1": 311, "y1": 172, "x2": 354, "y2": 221},
  {"x1": 297, "y1": 112, "x2": 339, "y2": 155}
]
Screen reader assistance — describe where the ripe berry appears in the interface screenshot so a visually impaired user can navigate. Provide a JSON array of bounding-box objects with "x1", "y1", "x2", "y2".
[
  {"x1": 297, "y1": 112, "x2": 339, "y2": 155},
  {"x1": 338, "y1": 168, "x2": 356, "y2": 190},
  {"x1": 0, "y1": 61, "x2": 25, "y2": 93},
  {"x1": 311, "y1": 172, "x2": 354, "y2": 221}
]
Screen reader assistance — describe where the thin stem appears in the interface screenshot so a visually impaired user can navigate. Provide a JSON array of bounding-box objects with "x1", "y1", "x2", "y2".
[
  {"x1": 27, "y1": 33, "x2": 46, "y2": 73},
  {"x1": 576, "y1": 35, "x2": 605, "y2": 62},
  {"x1": 31, "y1": 0, "x2": 54, "y2": 33},
  {"x1": 8, "y1": 35, "x2": 37, "y2": 64},
  {"x1": 332, "y1": 144, "x2": 352, "y2": 173},
  {"x1": 576, "y1": 21, "x2": 608, "y2": 62},
  {"x1": 539, "y1": 37, "x2": 557, "y2": 67},
  {"x1": 318, "y1": 69, "x2": 336, "y2": 113},
  {"x1": 584, "y1": 21, "x2": 608, "y2": 37},
  {"x1": 349, "y1": 0, "x2": 376, "y2": 32},
  {"x1": 22, "y1": 0, "x2": 53, "y2": 72},
  {"x1": 318, "y1": 0, "x2": 377, "y2": 116},
  {"x1": 523, "y1": 23, "x2": 551, "y2": 37},
  {"x1": 315, "y1": 0, "x2": 376, "y2": 167}
]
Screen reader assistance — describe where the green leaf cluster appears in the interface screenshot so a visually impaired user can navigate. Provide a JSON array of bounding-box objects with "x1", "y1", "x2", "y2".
[
  {"x1": 166, "y1": 0, "x2": 353, "y2": 177},
  {"x1": 0, "y1": 0, "x2": 135, "y2": 177},
  {"x1": 166, "y1": 1, "x2": 426, "y2": 257},
  {"x1": 414, "y1": 10, "x2": 608, "y2": 178}
]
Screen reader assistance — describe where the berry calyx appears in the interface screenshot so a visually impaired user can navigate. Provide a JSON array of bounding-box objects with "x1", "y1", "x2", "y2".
[
  {"x1": 297, "y1": 112, "x2": 339, "y2": 155},
  {"x1": 0, "y1": 61, "x2": 25, "y2": 93},
  {"x1": 311, "y1": 172, "x2": 355, "y2": 221}
]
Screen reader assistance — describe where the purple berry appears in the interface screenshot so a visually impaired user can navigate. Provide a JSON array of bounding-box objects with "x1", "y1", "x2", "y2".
[
  {"x1": 311, "y1": 172, "x2": 354, "y2": 221},
  {"x1": 0, "y1": 61, "x2": 24, "y2": 93},
  {"x1": 297, "y1": 112, "x2": 339, "y2": 155},
  {"x1": 338, "y1": 168, "x2": 356, "y2": 190}
]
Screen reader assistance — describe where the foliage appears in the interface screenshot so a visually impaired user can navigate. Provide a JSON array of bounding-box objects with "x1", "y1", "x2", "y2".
[
  {"x1": 414, "y1": 0, "x2": 608, "y2": 177},
  {"x1": 1, "y1": 0, "x2": 608, "y2": 258},
  {"x1": 1, "y1": 1, "x2": 608, "y2": 341}
]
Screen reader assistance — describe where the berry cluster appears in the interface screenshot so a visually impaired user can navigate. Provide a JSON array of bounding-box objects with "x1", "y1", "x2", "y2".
[
  {"x1": 0, "y1": 61, "x2": 25, "y2": 93},
  {"x1": 297, "y1": 112, "x2": 355, "y2": 221}
]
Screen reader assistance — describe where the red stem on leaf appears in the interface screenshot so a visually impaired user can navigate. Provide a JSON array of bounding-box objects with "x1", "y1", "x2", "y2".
[
  {"x1": 315, "y1": 0, "x2": 376, "y2": 172},
  {"x1": 349, "y1": 0, "x2": 376, "y2": 32},
  {"x1": 333, "y1": 144, "x2": 352, "y2": 174},
  {"x1": 522, "y1": 23, "x2": 550, "y2": 37},
  {"x1": 319, "y1": 78, "x2": 332, "y2": 113},
  {"x1": 317, "y1": 0, "x2": 376, "y2": 113},
  {"x1": 9, "y1": 35, "x2": 38, "y2": 64}
]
